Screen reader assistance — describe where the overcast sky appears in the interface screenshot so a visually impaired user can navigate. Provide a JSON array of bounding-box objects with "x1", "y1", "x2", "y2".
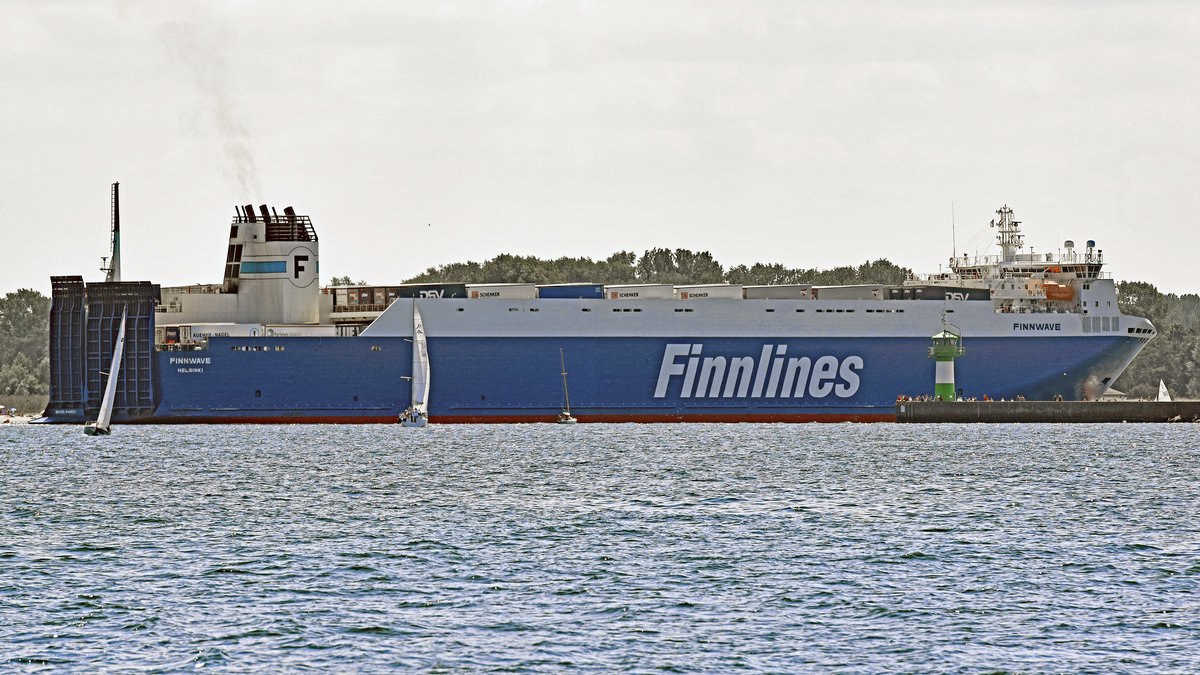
[{"x1": 3, "y1": 0, "x2": 1198, "y2": 294}]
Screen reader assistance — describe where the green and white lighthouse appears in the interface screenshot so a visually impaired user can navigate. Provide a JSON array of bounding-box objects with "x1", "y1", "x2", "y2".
[{"x1": 928, "y1": 327, "x2": 965, "y2": 401}]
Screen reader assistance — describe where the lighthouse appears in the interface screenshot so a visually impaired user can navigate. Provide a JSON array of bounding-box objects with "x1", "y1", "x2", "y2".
[{"x1": 928, "y1": 327, "x2": 965, "y2": 401}]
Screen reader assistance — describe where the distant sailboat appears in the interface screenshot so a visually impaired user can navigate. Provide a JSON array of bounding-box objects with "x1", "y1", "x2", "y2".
[
  {"x1": 1157, "y1": 379, "x2": 1172, "y2": 402},
  {"x1": 400, "y1": 301, "x2": 430, "y2": 427},
  {"x1": 84, "y1": 309, "x2": 126, "y2": 436},
  {"x1": 557, "y1": 348, "x2": 578, "y2": 424}
]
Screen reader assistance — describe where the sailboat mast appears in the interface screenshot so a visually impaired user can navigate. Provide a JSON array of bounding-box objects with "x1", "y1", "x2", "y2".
[{"x1": 560, "y1": 348, "x2": 571, "y2": 415}]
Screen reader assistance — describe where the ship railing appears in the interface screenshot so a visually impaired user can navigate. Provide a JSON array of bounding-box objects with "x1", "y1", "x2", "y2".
[
  {"x1": 160, "y1": 284, "x2": 224, "y2": 294},
  {"x1": 231, "y1": 213, "x2": 318, "y2": 242},
  {"x1": 332, "y1": 304, "x2": 389, "y2": 313},
  {"x1": 952, "y1": 250, "x2": 1106, "y2": 268},
  {"x1": 155, "y1": 338, "x2": 209, "y2": 351},
  {"x1": 906, "y1": 272, "x2": 964, "y2": 283},
  {"x1": 994, "y1": 304, "x2": 1076, "y2": 315},
  {"x1": 264, "y1": 219, "x2": 317, "y2": 242}
]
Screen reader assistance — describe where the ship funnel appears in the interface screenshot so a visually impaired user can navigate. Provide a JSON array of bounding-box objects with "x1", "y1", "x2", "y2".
[
  {"x1": 259, "y1": 204, "x2": 272, "y2": 223},
  {"x1": 244, "y1": 204, "x2": 256, "y2": 222},
  {"x1": 1064, "y1": 240, "x2": 1074, "y2": 249},
  {"x1": 284, "y1": 206, "x2": 296, "y2": 223}
]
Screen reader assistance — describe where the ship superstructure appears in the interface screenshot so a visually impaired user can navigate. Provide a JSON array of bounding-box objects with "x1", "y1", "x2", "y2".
[{"x1": 40, "y1": 203, "x2": 1155, "y2": 424}]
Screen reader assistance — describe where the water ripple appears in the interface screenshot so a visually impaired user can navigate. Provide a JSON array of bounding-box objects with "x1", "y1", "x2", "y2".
[{"x1": 0, "y1": 423, "x2": 1197, "y2": 672}]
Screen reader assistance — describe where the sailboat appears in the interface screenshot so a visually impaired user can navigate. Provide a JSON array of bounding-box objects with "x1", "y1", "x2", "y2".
[
  {"x1": 1157, "y1": 379, "x2": 1172, "y2": 402},
  {"x1": 84, "y1": 309, "x2": 126, "y2": 436},
  {"x1": 557, "y1": 348, "x2": 578, "y2": 424},
  {"x1": 400, "y1": 301, "x2": 430, "y2": 427}
]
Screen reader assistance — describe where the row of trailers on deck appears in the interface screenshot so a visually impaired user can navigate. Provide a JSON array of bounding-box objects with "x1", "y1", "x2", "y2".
[{"x1": 328, "y1": 282, "x2": 994, "y2": 311}]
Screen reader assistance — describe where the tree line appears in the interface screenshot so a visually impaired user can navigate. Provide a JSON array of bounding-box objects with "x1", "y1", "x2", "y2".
[
  {"x1": 1112, "y1": 281, "x2": 1200, "y2": 398},
  {"x1": 0, "y1": 289, "x2": 50, "y2": 398},
  {"x1": 2, "y1": 257, "x2": 1197, "y2": 400},
  {"x1": 401, "y1": 248, "x2": 914, "y2": 287}
]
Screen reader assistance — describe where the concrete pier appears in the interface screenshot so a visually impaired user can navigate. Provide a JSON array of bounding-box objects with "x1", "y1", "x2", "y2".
[{"x1": 895, "y1": 400, "x2": 1200, "y2": 423}]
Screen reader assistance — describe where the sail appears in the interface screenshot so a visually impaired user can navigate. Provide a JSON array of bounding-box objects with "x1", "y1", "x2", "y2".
[
  {"x1": 411, "y1": 303, "x2": 430, "y2": 415},
  {"x1": 1158, "y1": 379, "x2": 1171, "y2": 402},
  {"x1": 560, "y1": 348, "x2": 571, "y2": 415},
  {"x1": 96, "y1": 310, "x2": 127, "y2": 431}
]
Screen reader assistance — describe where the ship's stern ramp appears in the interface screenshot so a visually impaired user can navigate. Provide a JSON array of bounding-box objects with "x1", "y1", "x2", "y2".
[{"x1": 41, "y1": 277, "x2": 160, "y2": 423}]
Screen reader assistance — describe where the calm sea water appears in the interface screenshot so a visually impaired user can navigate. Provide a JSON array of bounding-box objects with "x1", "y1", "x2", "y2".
[{"x1": 1, "y1": 423, "x2": 1197, "y2": 673}]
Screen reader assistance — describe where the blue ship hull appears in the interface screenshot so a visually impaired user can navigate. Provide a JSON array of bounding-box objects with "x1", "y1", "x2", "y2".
[{"x1": 36, "y1": 332, "x2": 1142, "y2": 424}]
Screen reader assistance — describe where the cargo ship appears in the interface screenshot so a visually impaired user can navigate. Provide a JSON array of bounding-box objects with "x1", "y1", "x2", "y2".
[{"x1": 38, "y1": 197, "x2": 1156, "y2": 424}]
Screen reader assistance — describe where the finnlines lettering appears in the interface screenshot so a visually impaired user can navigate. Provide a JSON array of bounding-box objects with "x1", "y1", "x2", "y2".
[
  {"x1": 654, "y1": 344, "x2": 863, "y2": 399},
  {"x1": 1012, "y1": 322, "x2": 1062, "y2": 331}
]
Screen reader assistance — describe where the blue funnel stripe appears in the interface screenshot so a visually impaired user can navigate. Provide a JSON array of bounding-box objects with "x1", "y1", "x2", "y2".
[{"x1": 240, "y1": 261, "x2": 287, "y2": 274}]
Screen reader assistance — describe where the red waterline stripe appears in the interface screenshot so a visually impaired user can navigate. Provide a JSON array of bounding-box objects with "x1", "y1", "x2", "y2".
[{"x1": 114, "y1": 412, "x2": 897, "y2": 424}]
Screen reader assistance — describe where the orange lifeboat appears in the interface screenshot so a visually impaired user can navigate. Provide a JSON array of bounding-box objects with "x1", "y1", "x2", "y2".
[{"x1": 1043, "y1": 281, "x2": 1074, "y2": 302}]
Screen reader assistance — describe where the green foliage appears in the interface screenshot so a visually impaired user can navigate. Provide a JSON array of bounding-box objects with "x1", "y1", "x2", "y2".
[
  {"x1": 327, "y1": 275, "x2": 367, "y2": 286},
  {"x1": 725, "y1": 263, "x2": 799, "y2": 285},
  {"x1": 635, "y1": 248, "x2": 724, "y2": 284},
  {"x1": 1115, "y1": 281, "x2": 1168, "y2": 327},
  {"x1": 0, "y1": 352, "x2": 44, "y2": 396},
  {"x1": 1113, "y1": 281, "x2": 1200, "y2": 399},
  {"x1": 0, "y1": 288, "x2": 49, "y2": 337},
  {"x1": 406, "y1": 252, "x2": 640, "y2": 285},
  {"x1": 0, "y1": 289, "x2": 50, "y2": 396},
  {"x1": 403, "y1": 250, "x2": 911, "y2": 287}
]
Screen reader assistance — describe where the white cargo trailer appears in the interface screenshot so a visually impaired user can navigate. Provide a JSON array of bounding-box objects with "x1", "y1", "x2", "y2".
[
  {"x1": 466, "y1": 283, "x2": 539, "y2": 299},
  {"x1": 813, "y1": 285, "x2": 891, "y2": 300},
  {"x1": 743, "y1": 284, "x2": 813, "y2": 299},
  {"x1": 674, "y1": 284, "x2": 744, "y2": 300},
  {"x1": 604, "y1": 284, "x2": 675, "y2": 299}
]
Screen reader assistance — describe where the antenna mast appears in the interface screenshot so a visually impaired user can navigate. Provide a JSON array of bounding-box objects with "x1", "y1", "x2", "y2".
[
  {"x1": 951, "y1": 201, "x2": 956, "y2": 261},
  {"x1": 991, "y1": 204, "x2": 1023, "y2": 263}
]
